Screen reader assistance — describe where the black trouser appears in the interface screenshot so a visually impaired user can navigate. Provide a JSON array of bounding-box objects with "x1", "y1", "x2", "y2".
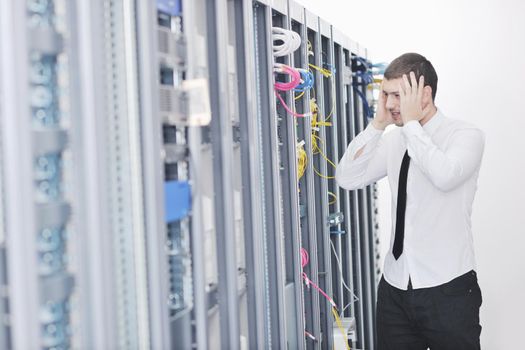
[{"x1": 377, "y1": 270, "x2": 482, "y2": 350}]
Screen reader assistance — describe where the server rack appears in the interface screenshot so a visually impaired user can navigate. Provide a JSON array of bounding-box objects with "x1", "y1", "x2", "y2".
[
  {"x1": 308, "y1": 15, "x2": 335, "y2": 349},
  {"x1": 252, "y1": 1, "x2": 287, "y2": 347},
  {"x1": 222, "y1": 1, "x2": 254, "y2": 348},
  {"x1": 0, "y1": 0, "x2": 383, "y2": 349},
  {"x1": 205, "y1": 0, "x2": 243, "y2": 347},
  {"x1": 0, "y1": 1, "x2": 80, "y2": 348},
  {"x1": 0, "y1": 38, "x2": 8, "y2": 350},
  {"x1": 235, "y1": 0, "x2": 274, "y2": 348},
  {"x1": 290, "y1": 4, "x2": 322, "y2": 349},
  {"x1": 272, "y1": 1, "x2": 307, "y2": 349},
  {"x1": 0, "y1": 0, "x2": 173, "y2": 348},
  {"x1": 94, "y1": 1, "x2": 155, "y2": 347},
  {"x1": 350, "y1": 51, "x2": 378, "y2": 350},
  {"x1": 331, "y1": 29, "x2": 360, "y2": 348},
  {"x1": 156, "y1": 0, "x2": 250, "y2": 348}
]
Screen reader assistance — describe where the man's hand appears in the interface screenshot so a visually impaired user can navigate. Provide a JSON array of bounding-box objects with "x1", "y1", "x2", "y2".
[
  {"x1": 399, "y1": 72, "x2": 432, "y2": 124},
  {"x1": 372, "y1": 82, "x2": 394, "y2": 130}
]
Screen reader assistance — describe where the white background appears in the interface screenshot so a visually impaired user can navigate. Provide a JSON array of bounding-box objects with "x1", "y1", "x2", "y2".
[{"x1": 296, "y1": 0, "x2": 525, "y2": 348}]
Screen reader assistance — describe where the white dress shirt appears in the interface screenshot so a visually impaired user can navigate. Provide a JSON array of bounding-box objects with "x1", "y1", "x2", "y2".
[{"x1": 336, "y1": 109, "x2": 485, "y2": 290}]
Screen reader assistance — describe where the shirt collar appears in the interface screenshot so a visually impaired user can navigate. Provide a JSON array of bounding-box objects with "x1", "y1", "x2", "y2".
[{"x1": 422, "y1": 108, "x2": 444, "y2": 136}]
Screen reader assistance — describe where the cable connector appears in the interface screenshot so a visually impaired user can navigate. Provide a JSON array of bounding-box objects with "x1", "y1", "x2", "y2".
[
  {"x1": 305, "y1": 331, "x2": 317, "y2": 341},
  {"x1": 328, "y1": 212, "x2": 344, "y2": 227}
]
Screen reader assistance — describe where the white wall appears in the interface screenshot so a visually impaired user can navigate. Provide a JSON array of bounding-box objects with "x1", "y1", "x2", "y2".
[{"x1": 296, "y1": 0, "x2": 525, "y2": 348}]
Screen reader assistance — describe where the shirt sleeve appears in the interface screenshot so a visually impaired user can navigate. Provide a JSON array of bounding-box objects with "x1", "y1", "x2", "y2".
[
  {"x1": 336, "y1": 122, "x2": 388, "y2": 190},
  {"x1": 402, "y1": 120, "x2": 485, "y2": 192}
]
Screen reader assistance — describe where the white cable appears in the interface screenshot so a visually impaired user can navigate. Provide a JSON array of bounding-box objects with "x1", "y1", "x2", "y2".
[
  {"x1": 272, "y1": 27, "x2": 301, "y2": 57},
  {"x1": 330, "y1": 239, "x2": 360, "y2": 309}
]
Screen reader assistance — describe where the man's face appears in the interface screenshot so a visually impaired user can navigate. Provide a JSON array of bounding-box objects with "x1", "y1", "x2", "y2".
[{"x1": 382, "y1": 77, "x2": 404, "y2": 126}]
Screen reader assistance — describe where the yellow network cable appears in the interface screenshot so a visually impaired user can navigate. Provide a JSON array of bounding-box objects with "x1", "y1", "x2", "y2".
[
  {"x1": 305, "y1": 50, "x2": 338, "y2": 181},
  {"x1": 305, "y1": 44, "x2": 336, "y2": 121},
  {"x1": 307, "y1": 63, "x2": 335, "y2": 121},
  {"x1": 324, "y1": 88, "x2": 337, "y2": 122},
  {"x1": 332, "y1": 307, "x2": 351, "y2": 350},
  {"x1": 311, "y1": 135, "x2": 337, "y2": 168},
  {"x1": 313, "y1": 166, "x2": 335, "y2": 180},
  {"x1": 328, "y1": 192, "x2": 337, "y2": 205},
  {"x1": 297, "y1": 142, "x2": 307, "y2": 180},
  {"x1": 312, "y1": 148, "x2": 336, "y2": 179},
  {"x1": 309, "y1": 98, "x2": 337, "y2": 180},
  {"x1": 309, "y1": 62, "x2": 332, "y2": 78},
  {"x1": 294, "y1": 90, "x2": 305, "y2": 100}
]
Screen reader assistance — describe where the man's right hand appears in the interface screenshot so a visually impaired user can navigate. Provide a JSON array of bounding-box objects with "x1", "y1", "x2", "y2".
[{"x1": 372, "y1": 83, "x2": 394, "y2": 130}]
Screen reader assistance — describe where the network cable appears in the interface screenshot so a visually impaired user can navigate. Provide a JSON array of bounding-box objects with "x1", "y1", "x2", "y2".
[
  {"x1": 274, "y1": 63, "x2": 301, "y2": 91},
  {"x1": 332, "y1": 307, "x2": 351, "y2": 350},
  {"x1": 274, "y1": 63, "x2": 311, "y2": 117},
  {"x1": 294, "y1": 69, "x2": 314, "y2": 92},
  {"x1": 328, "y1": 191, "x2": 337, "y2": 205},
  {"x1": 352, "y1": 56, "x2": 381, "y2": 120},
  {"x1": 301, "y1": 248, "x2": 337, "y2": 308},
  {"x1": 272, "y1": 27, "x2": 301, "y2": 57},
  {"x1": 353, "y1": 88, "x2": 373, "y2": 119},
  {"x1": 302, "y1": 245, "x2": 352, "y2": 349},
  {"x1": 310, "y1": 98, "x2": 336, "y2": 179},
  {"x1": 329, "y1": 239, "x2": 360, "y2": 313},
  {"x1": 297, "y1": 141, "x2": 307, "y2": 180},
  {"x1": 309, "y1": 62, "x2": 333, "y2": 78}
]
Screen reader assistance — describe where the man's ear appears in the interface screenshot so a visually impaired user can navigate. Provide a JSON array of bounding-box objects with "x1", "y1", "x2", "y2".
[{"x1": 422, "y1": 85, "x2": 433, "y2": 105}]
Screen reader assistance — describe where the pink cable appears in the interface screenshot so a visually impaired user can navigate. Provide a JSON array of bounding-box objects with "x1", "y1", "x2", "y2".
[
  {"x1": 300, "y1": 248, "x2": 337, "y2": 308},
  {"x1": 274, "y1": 64, "x2": 309, "y2": 117},
  {"x1": 301, "y1": 248, "x2": 309, "y2": 267},
  {"x1": 274, "y1": 64, "x2": 301, "y2": 91},
  {"x1": 275, "y1": 92, "x2": 309, "y2": 118}
]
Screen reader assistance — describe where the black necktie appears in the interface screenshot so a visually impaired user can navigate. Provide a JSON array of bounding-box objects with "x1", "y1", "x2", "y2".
[{"x1": 393, "y1": 150, "x2": 410, "y2": 260}]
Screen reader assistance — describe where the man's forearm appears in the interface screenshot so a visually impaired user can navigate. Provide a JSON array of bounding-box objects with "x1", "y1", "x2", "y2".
[
  {"x1": 402, "y1": 121, "x2": 485, "y2": 192},
  {"x1": 336, "y1": 123, "x2": 387, "y2": 190}
]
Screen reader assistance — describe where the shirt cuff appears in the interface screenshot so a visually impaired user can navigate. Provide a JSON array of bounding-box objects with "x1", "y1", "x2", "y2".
[
  {"x1": 357, "y1": 122, "x2": 384, "y2": 149},
  {"x1": 348, "y1": 122, "x2": 384, "y2": 159},
  {"x1": 366, "y1": 121, "x2": 385, "y2": 136},
  {"x1": 402, "y1": 120, "x2": 424, "y2": 138}
]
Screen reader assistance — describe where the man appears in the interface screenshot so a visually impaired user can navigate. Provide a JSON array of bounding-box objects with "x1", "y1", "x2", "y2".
[{"x1": 336, "y1": 53, "x2": 485, "y2": 349}]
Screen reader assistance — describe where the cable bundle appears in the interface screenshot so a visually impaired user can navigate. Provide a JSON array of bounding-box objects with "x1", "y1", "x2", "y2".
[
  {"x1": 274, "y1": 63, "x2": 301, "y2": 91},
  {"x1": 272, "y1": 27, "x2": 301, "y2": 57},
  {"x1": 294, "y1": 69, "x2": 314, "y2": 92},
  {"x1": 352, "y1": 56, "x2": 377, "y2": 119},
  {"x1": 308, "y1": 98, "x2": 337, "y2": 179},
  {"x1": 309, "y1": 63, "x2": 333, "y2": 78},
  {"x1": 300, "y1": 247, "x2": 309, "y2": 268},
  {"x1": 354, "y1": 56, "x2": 387, "y2": 75},
  {"x1": 274, "y1": 63, "x2": 310, "y2": 117},
  {"x1": 300, "y1": 247, "x2": 337, "y2": 308},
  {"x1": 297, "y1": 141, "x2": 307, "y2": 180},
  {"x1": 353, "y1": 88, "x2": 373, "y2": 119},
  {"x1": 351, "y1": 56, "x2": 374, "y2": 86},
  {"x1": 302, "y1": 246, "x2": 350, "y2": 348}
]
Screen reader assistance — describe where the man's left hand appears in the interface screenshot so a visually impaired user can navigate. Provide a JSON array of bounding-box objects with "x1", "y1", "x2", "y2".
[{"x1": 398, "y1": 72, "x2": 427, "y2": 124}]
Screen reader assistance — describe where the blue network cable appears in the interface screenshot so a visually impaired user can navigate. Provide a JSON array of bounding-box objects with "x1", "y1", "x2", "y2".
[
  {"x1": 353, "y1": 88, "x2": 373, "y2": 119},
  {"x1": 294, "y1": 69, "x2": 314, "y2": 92},
  {"x1": 351, "y1": 55, "x2": 379, "y2": 120}
]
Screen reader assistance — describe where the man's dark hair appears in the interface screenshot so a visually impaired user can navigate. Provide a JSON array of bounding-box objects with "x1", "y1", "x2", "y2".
[{"x1": 384, "y1": 53, "x2": 438, "y2": 101}]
